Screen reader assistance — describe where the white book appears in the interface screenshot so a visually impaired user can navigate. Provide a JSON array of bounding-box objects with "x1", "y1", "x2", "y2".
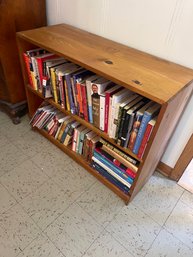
[
  {"x1": 99, "y1": 94, "x2": 106, "y2": 131},
  {"x1": 92, "y1": 156, "x2": 131, "y2": 188},
  {"x1": 108, "y1": 88, "x2": 132, "y2": 137}
]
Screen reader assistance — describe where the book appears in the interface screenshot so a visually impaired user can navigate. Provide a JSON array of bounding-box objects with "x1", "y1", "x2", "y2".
[
  {"x1": 104, "y1": 85, "x2": 122, "y2": 133},
  {"x1": 78, "y1": 128, "x2": 91, "y2": 155},
  {"x1": 63, "y1": 121, "x2": 80, "y2": 146},
  {"x1": 99, "y1": 147, "x2": 136, "y2": 179},
  {"x1": 60, "y1": 118, "x2": 75, "y2": 143},
  {"x1": 75, "y1": 125, "x2": 87, "y2": 153},
  {"x1": 100, "y1": 139, "x2": 138, "y2": 172},
  {"x1": 85, "y1": 75, "x2": 99, "y2": 123},
  {"x1": 137, "y1": 117, "x2": 157, "y2": 159},
  {"x1": 82, "y1": 131, "x2": 97, "y2": 160},
  {"x1": 57, "y1": 116, "x2": 72, "y2": 141},
  {"x1": 81, "y1": 82, "x2": 89, "y2": 121},
  {"x1": 114, "y1": 94, "x2": 139, "y2": 140},
  {"x1": 71, "y1": 69, "x2": 94, "y2": 114},
  {"x1": 99, "y1": 93, "x2": 105, "y2": 131},
  {"x1": 91, "y1": 161, "x2": 130, "y2": 193},
  {"x1": 108, "y1": 88, "x2": 133, "y2": 137},
  {"x1": 117, "y1": 96, "x2": 143, "y2": 145},
  {"x1": 94, "y1": 148, "x2": 134, "y2": 184},
  {"x1": 127, "y1": 101, "x2": 154, "y2": 150},
  {"x1": 121, "y1": 98, "x2": 149, "y2": 147},
  {"x1": 91, "y1": 78, "x2": 113, "y2": 128},
  {"x1": 92, "y1": 156, "x2": 132, "y2": 188},
  {"x1": 88, "y1": 136, "x2": 100, "y2": 162},
  {"x1": 132, "y1": 103, "x2": 160, "y2": 155}
]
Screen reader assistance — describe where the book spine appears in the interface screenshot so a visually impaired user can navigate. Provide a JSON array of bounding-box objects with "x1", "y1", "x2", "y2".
[
  {"x1": 104, "y1": 92, "x2": 110, "y2": 133},
  {"x1": 92, "y1": 156, "x2": 131, "y2": 188},
  {"x1": 57, "y1": 75, "x2": 64, "y2": 108},
  {"x1": 115, "y1": 106, "x2": 124, "y2": 140},
  {"x1": 117, "y1": 108, "x2": 128, "y2": 145},
  {"x1": 124, "y1": 113, "x2": 135, "y2": 148},
  {"x1": 50, "y1": 68, "x2": 58, "y2": 103},
  {"x1": 132, "y1": 112, "x2": 152, "y2": 154},
  {"x1": 60, "y1": 122, "x2": 72, "y2": 143},
  {"x1": 78, "y1": 133, "x2": 85, "y2": 155},
  {"x1": 91, "y1": 161, "x2": 130, "y2": 193},
  {"x1": 65, "y1": 74, "x2": 76, "y2": 114},
  {"x1": 72, "y1": 128, "x2": 78, "y2": 152},
  {"x1": 99, "y1": 95, "x2": 105, "y2": 131},
  {"x1": 137, "y1": 123, "x2": 154, "y2": 159},
  {"x1": 94, "y1": 150, "x2": 134, "y2": 184},
  {"x1": 107, "y1": 96, "x2": 113, "y2": 135},
  {"x1": 23, "y1": 53, "x2": 34, "y2": 88},
  {"x1": 92, "y1": 95, "x2": 100, "y2": 128},
  {"x1": 81, "y1": 84, "x2": 89, "y2": 122},
  {"x1": 128, "y1": 113, "x2": 143, "y2": 150},
  {"x1": 120, "y1": 112, "x2": 132, "y2": 147},
  {"x1": 71, "y1": 77, "x2": 78, "y2": 114},
  {"x1": 64, "y1": 80, "x2": 70, "y2": 111},
  {"x1": 76, "y1": 82, "x2": 84, "y2": 118},
  {"x1": 86, "y1": 80, "x2": 93, "y2": 123},
  {"x1": 111, "y1": 103, "x2": 120, "y2": 139}
]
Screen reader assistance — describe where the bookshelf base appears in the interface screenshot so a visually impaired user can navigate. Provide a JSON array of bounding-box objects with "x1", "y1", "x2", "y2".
[{"x1": 35, "y1": 128, "x2": 131, "y2": 204}]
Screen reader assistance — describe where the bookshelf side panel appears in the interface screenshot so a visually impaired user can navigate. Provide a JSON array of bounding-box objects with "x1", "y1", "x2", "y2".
[{"x1": 129, "y1": 82, "x2": 193, "y2": 200}]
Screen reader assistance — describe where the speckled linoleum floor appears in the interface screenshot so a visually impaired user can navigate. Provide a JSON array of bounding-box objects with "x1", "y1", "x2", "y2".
[{"x1": 0, "y1": 111, "x2": 193, "y2": 257}]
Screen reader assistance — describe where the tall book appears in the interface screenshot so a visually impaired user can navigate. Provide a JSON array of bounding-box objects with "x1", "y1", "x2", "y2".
[
  {"x1": 127, "y1": 101, "x2": 154, "y2": 150},
  {"x1": 137, "y1": 117, "x2": 157, "y2": 159},
  {"x1": 117, "y1": 96, "x2": 143, "y2": 145},
  {"x1": 85, "y1": 75, "x2": 99, "y2": 123},
  {"x1": 120, "y1": 98, "x2": 148, "y2": 147},
  {"x1": 104, "y1": 85, "x2": 122, "y2": 133},
  {"x1": 91, "y1": 78, "x2": 112, "y2": 128},
  {"x1": 108, "y1": 88, "x2": 132, "y2": 137},
  {"x1": 132, "y1": 103, "x2": 160, "y2": 155}
]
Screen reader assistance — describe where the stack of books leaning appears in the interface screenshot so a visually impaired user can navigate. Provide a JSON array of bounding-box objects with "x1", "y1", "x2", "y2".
[
  {"x1": 30, "y1": 103, "x2": 139, "y2": 194},
  {"x1": 24, "y1": 48, "x2": 160, "y2": 159}
]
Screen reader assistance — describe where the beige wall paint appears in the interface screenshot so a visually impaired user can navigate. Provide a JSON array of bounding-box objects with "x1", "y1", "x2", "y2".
[{"x1": 46, "y1": 0, "x2": 193, "y2": 168}]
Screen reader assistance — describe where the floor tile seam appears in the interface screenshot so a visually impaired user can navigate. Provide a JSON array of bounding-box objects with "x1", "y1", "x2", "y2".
[
  {"x1": 163, "y1": 226, "x2": 193, "y2": 252},
  {"x1": 80, "y1": 227, "x2": 112, "y2": 257},
  {"x1": 179, "y1": 190, "x2": 193, "y2": 210},
  {"x1": 123, "y1": 201, "x2": 164, "y2": 228},
  {"x1": 0, "y1": 180, "x2": 21, "y2": 204},
  {"x1": 162, "y1": 188, "x2": 185, "y2": 227},
  {"x1": 102, "y1": 227, "x2": 138, "y2": 257},
  {"x1": 142, "y1": 225, "x2": 164, "y2": 257},
  {"x1": 0, "y1": 170, "x2": 51, "y2": 205}
]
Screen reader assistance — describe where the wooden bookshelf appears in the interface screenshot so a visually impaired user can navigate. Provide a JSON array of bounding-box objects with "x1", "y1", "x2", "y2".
[{"x1": 17, "y1": 23, "x2": 193, "y2": 204}]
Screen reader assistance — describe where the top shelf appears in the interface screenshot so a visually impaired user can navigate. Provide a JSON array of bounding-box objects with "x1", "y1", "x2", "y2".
[{"x1": 17, "y1": 23, "x2": 193, "y2": 104}]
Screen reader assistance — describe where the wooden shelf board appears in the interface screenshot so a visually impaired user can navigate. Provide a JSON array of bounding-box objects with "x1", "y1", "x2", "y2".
[
  {"x1": 27, "y1": 84, "x2": 142, "y2": 163},
  {"x1": 36, "y1": 128, "x2": 130, "y2": 204},
  {"x1": 17, "y1": 24, "x2": 193, "y2": 104}
]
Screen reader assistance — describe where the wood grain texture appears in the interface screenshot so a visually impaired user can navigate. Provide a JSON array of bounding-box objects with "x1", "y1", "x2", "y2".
[
  {"x1": 17, "y1": 24, "x2": 193, "y2": 104},
  {"x1": 170, "y1": 133, "x2": 193, "y2": 181},
  {"x1": 129, "y1": 84, "x2": 193, "y2": 200},
  {"x1": 0, "y1": 0, "x2": 46, "y2": 104}
]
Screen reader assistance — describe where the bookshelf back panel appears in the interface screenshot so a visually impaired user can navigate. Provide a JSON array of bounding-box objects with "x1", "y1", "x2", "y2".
[{"x1": 17, "y1": 24, "x2": 193, "y2": 104}]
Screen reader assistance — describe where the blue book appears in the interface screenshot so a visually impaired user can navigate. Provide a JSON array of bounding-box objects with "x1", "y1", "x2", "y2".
[
  {"x1": 132, "y1": 103, "x2": 160, "y2": 155},
  {"x1": 91, "y1": 161, "x2": 130, "y2": 194},
  {"x1": 93, "y1": 150, "x2": 133, "y2": 184}
]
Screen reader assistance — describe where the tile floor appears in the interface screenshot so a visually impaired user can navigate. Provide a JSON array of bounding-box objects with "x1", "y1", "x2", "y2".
[{"x1": 0, "y1": 111, "x2": 193, "y2": 257}]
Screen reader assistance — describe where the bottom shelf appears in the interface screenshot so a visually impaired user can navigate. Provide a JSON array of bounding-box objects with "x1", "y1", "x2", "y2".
[{"x1": 36, "y1": 128, "x2": 130, "y2": 204}]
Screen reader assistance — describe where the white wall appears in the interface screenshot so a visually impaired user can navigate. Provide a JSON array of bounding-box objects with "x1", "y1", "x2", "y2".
[{"x1": 46, "y1": 0, "x2": 193, "y2": 168}]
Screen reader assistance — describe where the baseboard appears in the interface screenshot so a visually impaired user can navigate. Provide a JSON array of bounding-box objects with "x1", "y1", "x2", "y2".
[{"x1": 156, "y1": 161, "x2": 173, "y2": 177}]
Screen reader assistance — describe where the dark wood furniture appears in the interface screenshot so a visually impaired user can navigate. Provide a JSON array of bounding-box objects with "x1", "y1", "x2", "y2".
[
  {"x1": 0, "y1": 0, "x2": 46, "y2": 123},
  {"x1": 17, "y1": 24, "x2": 193, "y2": 203}
]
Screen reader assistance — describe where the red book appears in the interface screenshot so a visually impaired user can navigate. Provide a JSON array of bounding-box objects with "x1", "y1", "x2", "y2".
[
  {"x1": 36, "y1": 53, "x2": 57, "y2": 92},
  {"x1": 23, "y1": 53, "x2": 33, "y2": 88},
  {"x1": 76, "y1": 81, "x2": 84, "y2": 118},
  {"x1": 104, "y1": 85, "x2": 122, "y2": 133},
  {"x1": 137, "y1": 117, "x2": 157, "y2": 159},
  {"x1": 81, "y1": 82, "x2": 89, "y2": 121}
]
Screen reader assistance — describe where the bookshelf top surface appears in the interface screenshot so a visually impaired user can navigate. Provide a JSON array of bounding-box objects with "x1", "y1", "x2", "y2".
[{"x1": 17, "y1": 23, "x2": 193, "y2": 104}]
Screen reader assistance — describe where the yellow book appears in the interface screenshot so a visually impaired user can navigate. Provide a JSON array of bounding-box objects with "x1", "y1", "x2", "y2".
[{"x1": 50, "y1": 67, "x2": 58, "y2": 103}]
